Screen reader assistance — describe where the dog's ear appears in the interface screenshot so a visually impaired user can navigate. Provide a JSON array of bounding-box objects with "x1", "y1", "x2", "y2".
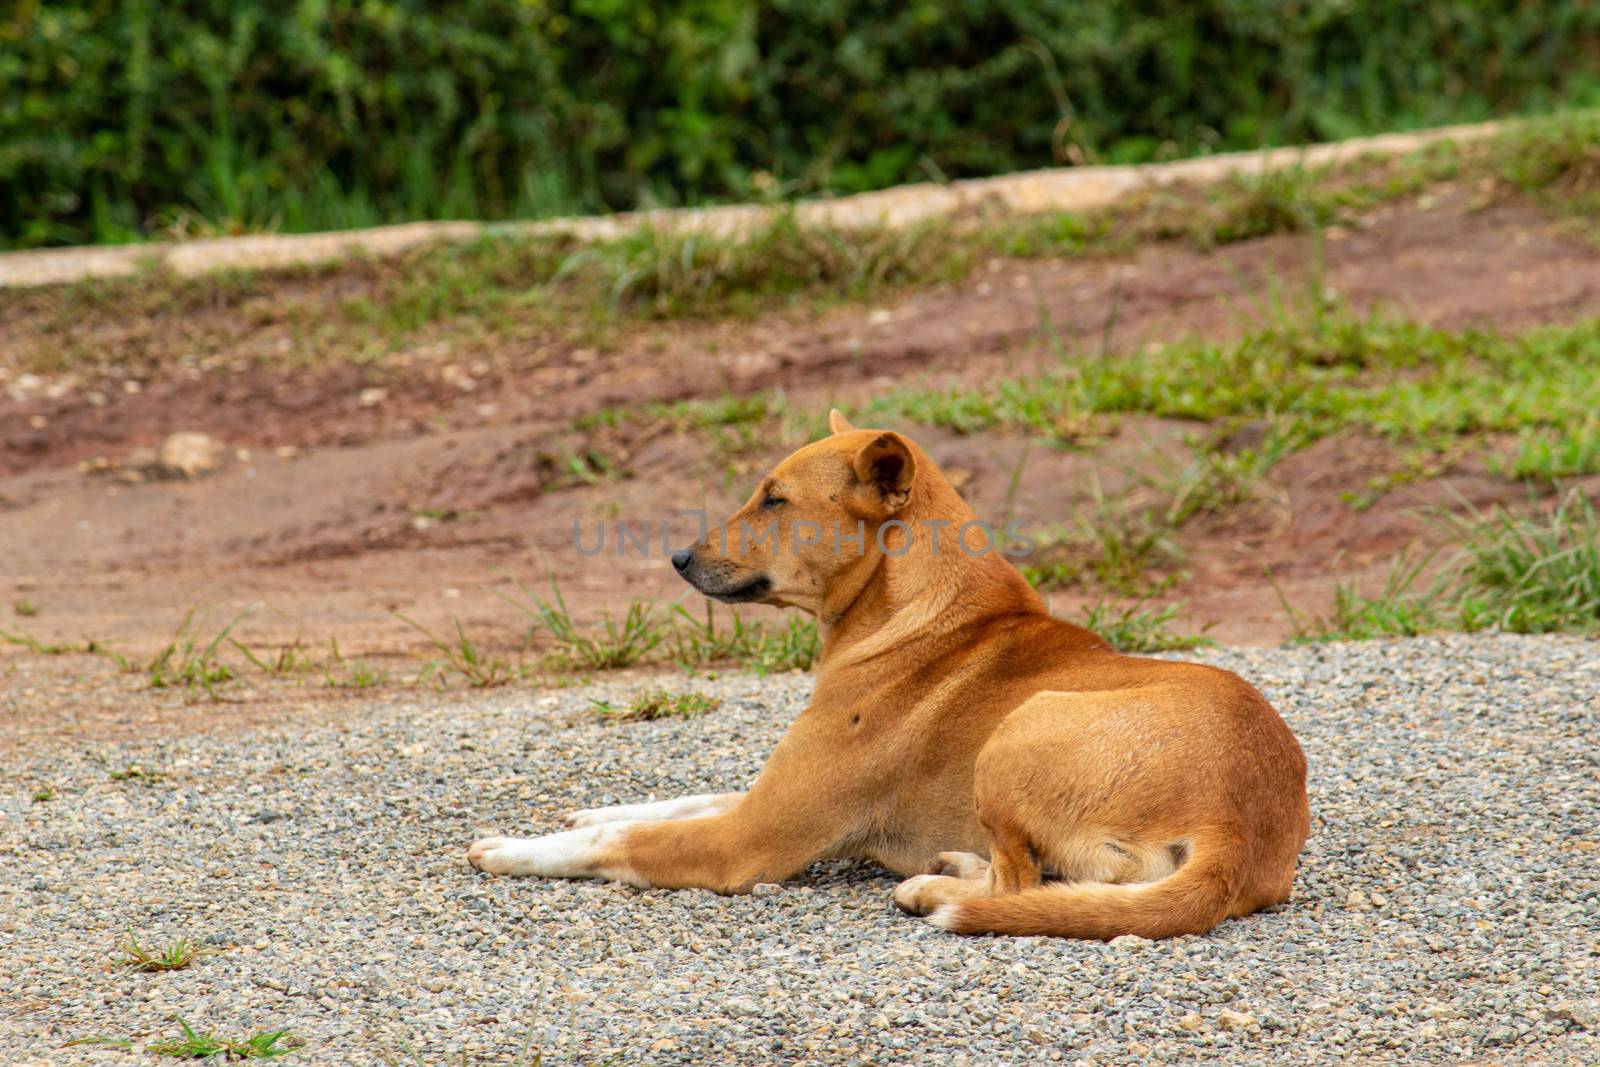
[
  {"x1": 828, "y1": 408, "x2": 856, "y2": 435},
  {"x1": 852, "y1": 432, "x2": 916, "y2": 513}
]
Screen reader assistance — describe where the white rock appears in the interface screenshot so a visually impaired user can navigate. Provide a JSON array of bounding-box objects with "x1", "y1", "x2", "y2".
[{"x1": 157, "y1": 432, "x2": 224, "y2": 478}]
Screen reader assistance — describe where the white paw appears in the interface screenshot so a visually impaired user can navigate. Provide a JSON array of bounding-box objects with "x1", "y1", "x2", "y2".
[
  {"x1": 466, "y1": 836, "x2": 539, "y2": 876},
  {"x1": 466, "y1": 823, "x2": 640, "y2": 881}
]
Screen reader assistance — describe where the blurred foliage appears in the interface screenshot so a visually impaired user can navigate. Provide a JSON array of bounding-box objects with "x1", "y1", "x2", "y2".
[{"x1": 4, "y1": 0, "x2": 1600, "y2": 247}]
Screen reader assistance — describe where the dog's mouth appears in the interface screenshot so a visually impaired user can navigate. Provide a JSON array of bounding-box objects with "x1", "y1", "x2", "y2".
[{"x1": 701, "y1": 574, "x2": 772, "y2": 604}]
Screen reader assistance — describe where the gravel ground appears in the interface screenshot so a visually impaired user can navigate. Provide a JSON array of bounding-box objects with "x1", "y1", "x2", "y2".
[{"x1": 2, "y1": 634, "x2": 1597, "y2": 1065}]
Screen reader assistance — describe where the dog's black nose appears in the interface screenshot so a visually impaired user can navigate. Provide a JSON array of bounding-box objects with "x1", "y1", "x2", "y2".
[{"x1": 671, "y1": 548, "x2": 694, "y2": 573}]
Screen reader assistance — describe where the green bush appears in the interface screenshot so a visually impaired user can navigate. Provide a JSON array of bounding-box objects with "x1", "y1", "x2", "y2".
[{"x1": 4, "y1": 1, "x2": 1600, "y2": 248}]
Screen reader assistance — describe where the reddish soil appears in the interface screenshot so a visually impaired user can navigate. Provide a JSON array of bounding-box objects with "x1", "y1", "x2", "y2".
[{"x1": 4, "y1": 186, "x2": 1598, "y2": 677}]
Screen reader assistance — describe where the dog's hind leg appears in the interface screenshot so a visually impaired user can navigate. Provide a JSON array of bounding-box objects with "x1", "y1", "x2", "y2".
[
  {"x1": 565, "y1": 792, "x2": 742, "y2": 828},
  {"x1": 892, "y1": 820, "x2": 1043, "y2": 915}
]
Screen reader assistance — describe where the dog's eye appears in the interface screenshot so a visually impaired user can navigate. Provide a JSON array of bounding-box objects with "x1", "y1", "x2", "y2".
[{"x1": 760, "y1": 494, "x2": 785, "y2": 510}]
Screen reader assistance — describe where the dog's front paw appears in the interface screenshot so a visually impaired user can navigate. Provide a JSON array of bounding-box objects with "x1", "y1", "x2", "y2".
[
  {"x1": 466, "y1": 823, "x2": 642, "y2": 882},
  {"x1": 467, "y1": 836, "x2": 533, "y2": 876}
]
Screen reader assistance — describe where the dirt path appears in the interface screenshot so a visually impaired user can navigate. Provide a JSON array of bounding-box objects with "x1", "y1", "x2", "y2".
[
  {"x1": 4, "y1": 187, "x2": 1598, "y2": 665},
  {"x1": 0, "y1": 122, "x2": 1502, "y2": 288}
]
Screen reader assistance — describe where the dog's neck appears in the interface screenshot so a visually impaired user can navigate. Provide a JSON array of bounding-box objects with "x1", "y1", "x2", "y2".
[{"x1": 818, "y1": 471, "x2": 1044, "y2": 673}]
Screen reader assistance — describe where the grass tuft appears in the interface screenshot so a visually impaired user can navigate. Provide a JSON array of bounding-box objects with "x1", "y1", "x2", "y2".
[
  {"x1": 231, "y1": 638, "x2": 318, "y2": 677},
  {"x1": 1151, "y1": 419, "x2": 1308, "y2": 526},
  {"x1": 1018, "y1": 479, "x2": 1185, "y2": 595},
  {"x1": 0, "y1": 627, "x2": 83, "y2": 655},
  {"x1": 1496, "y1": 418, "x2": 1600, "y2": 481},
  {"x1": 1289, "y1": 490, "x2": 1600, "y2": 640},
  {"x1": 589, "y1": 689, "x2": 722, "y2": 723},
  {"x1": 1183, "y1": 165, "x2": 1347, "y2": 248},
  {"x1": 1294, "y1": 551, "x2": 1449, "y2": 641},
  {"x1": 668, "y1": 603, "x2": 821, "y2": 673},
  {"x1": 396, "y1": 614, "x2": 517, "y2": 688},
  {"x1": 1445, "y1": 489, "x2": 1600, "y2": 633},
  {"x1": 322, "y1": 639, "x2": 389, "y2": 690},
  {"x1": 1488, "y1": 110, "x2": 1600, "y2": 226},
  {"x1": 1077, "y1": 599, "x2": 1214, "y2": 653},
  {"x1": 147, "y1": 1017, "x2": 297, "y2": 1060},
  {"x1": 147, "y1": 610, "x2": 245, "y2": 697},
  {"x1": 117, "y1": 928, "x2": 212, "y2": 972},
  {"x1": 109, "y1": 764, "x2": 168, "y2": 783},
  {"x1": 506, "y1": 580, "x2": 666, "y2": 672}
]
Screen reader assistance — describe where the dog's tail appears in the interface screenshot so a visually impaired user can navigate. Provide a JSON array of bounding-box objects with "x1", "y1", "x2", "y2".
[{"x1": 929, "y1": 832, "x2": 1244, "y2": 940}]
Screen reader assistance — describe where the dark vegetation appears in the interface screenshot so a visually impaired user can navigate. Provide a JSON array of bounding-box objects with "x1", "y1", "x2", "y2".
[{"x1": 5, "y1": 1, "x2": 1600, "y2": 247}]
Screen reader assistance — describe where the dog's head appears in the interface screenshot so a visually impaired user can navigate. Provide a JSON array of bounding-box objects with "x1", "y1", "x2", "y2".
[{"x1": 672, "y1": 409, "x2": 920, "y2": 615}]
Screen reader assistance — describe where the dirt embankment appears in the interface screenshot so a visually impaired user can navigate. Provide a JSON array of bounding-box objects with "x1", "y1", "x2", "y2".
[{"x1": 4, "y1": 186, "x2": 1598, "y2": 671}]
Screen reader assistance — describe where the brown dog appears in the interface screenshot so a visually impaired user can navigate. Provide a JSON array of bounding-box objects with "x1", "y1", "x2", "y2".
[{"x1": 469, "y1": 411, "x2": 1310, "y2": 938}]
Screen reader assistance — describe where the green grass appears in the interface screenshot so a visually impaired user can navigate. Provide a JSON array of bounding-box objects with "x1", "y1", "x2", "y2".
[
  {"x1": 1077, "y1": 599, "x2": 1214, "y2": 653},
  {"x1": 117, "y1": 929, "x2": 212, "y2": 972},
  {"x1": 668, "y1": 603, "x2": 821, "y2": 674},
  {"x1": 1495, "y1": 418, "x2": 1600, "y2": 480},
  {"x1": 0, "y1": 627, "x2": 83, "y2": 655},
  {"x1": 1445, "y1": 490, "x2": 1600, "y2": 633},
  {"x1": 63, "y1": 1037, "x2": 135, "y2": 1051},
  {"x1": 741, "y1": 614, "x2": 822, "y2": 673},
  {"x1": 147, "y1": 610, "x2": 244, "y2": 697},
  {"x1": 67, "y1": 1019, "x2": 296, "y2": 1060},
  {"x1": 1486, "y1": 110, "x2": 1600, "y2": 231},
  {"x1": 1124, "y1": 163, "x2": 1370, "y2": 250},
  {"x1": 872, "y1": 302, "x2": 1600, "y2": 456},
  {"x1": 589, "y1": 689, "x2": 722, "y2": 723},
  {"x1": 1288, "y1": 490, "x2": 1600, "y2": 640},
  {"x1": 506, "y1": 581, "x2": 822, "y2": 675},
  {"x1": 231, "y1": 638, "x2": 318, "y2": 676},
  {"x1": 323, "y1": 644, "x2": 389, "y2": 690},
  {"x1": 234, "y1": 636, "x2": 389, "y2": 689},
  {"x1": 396, "y1": 614, "x2": 519, "y2": 688},
  {"x1": 13, "y1": 113, "x2": 1600, "y2": 382},
  {"x1": 12, "y1": 599, "x2": 40, "y2": 617},
  {"x1": 1342, "y1": 438, "x2": 1472, "y2": 511},
  {"x1": 108, "y1": 764, "x2": 168, "y2": 783},
  {"x1": 1288, "y1": 551, "x2": 1451, "y2": 641},
  {"x1": 1148, "y1": 419, "x2": 1310, "y2": 526},
  {"x1": 506, "y1": 580, "x2": 667, "y2": 673},
  {"x1": 1017, "y1": 479, "x2": 1185, "y2": 596},
  {"x1": 147, "y1": 1017, "x2": 297, "y2": 1060}
]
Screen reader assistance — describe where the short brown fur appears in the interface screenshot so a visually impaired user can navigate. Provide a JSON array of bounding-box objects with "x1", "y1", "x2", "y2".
[{"x1": 469, "y1": 411, "x2": 1310, "y2": 939}]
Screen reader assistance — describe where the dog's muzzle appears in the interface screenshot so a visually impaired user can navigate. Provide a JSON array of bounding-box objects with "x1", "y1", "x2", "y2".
[{"x1": 671, "y1": 548, "x2": 771, "y2": 603}]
